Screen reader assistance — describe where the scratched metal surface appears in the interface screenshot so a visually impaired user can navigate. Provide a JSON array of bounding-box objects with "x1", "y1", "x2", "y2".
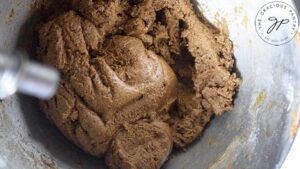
[{"x1": 0, "y1": 0, "x2": 300, "y2": 169}]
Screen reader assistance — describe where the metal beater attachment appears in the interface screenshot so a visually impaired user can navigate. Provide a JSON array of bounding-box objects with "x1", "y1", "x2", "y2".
[{"x1": 0, "y1": 52, "x2": 59, "y2": 99}]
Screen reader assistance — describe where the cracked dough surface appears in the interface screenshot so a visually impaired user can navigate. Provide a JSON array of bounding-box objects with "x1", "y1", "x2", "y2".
[{"x1": 38, "y1": 0, "x2": 240, "y2": 168}]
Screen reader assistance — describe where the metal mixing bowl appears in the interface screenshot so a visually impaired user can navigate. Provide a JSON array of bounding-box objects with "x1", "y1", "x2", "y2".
[{"x1": 1, "y1": 0, "x2": 300, "y2": 168}]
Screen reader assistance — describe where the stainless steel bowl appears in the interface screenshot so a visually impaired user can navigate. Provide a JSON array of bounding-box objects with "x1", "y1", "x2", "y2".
[{"x1": 1, "y1": 0, "x2": 300, "y2": 168}]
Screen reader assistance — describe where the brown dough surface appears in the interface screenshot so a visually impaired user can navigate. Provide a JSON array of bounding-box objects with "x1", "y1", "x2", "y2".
[
  {"x1": 105, "y1": 122, "x2": 173, "y2": 169},
  {"x1": 38, "y1": 0, "x2": 240, "y2": 168}
]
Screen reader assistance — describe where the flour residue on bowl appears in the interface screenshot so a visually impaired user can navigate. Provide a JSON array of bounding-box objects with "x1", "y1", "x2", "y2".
[
  {"x1": 295, "y1": 32, "x2": 300, "y2": 45},
  {"x1": 252, "y1": 90, "x2": 266, "y2": 110},
  {"x1": 29, "y1": 0, "x2": 49, "y2": 11},
  {"x1": 242, "y1": 15, "x2": 249, "y2": 30},
  {"x1": 290, "y1": 112, "x2": 300, "y2": 138},
  {"x1": 234, "y1": 6, "x2": 244, "y2": 14},
  {"x1": 5, "y1": 8, "x2": 15, "y2": 25}
]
